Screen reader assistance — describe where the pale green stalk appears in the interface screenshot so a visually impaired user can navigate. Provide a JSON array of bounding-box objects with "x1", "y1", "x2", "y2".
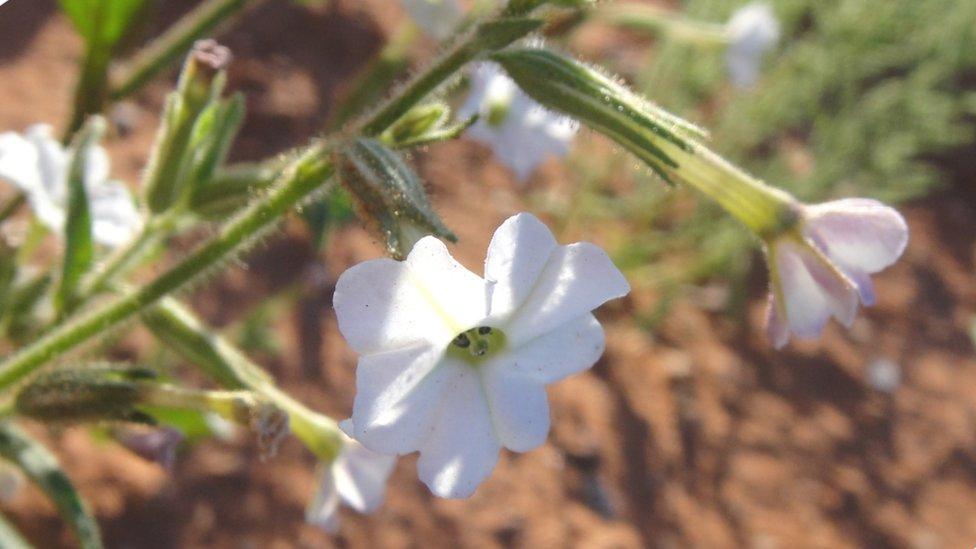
[{"x1": 143, "y1": 297, "x2": 343, "y2": 459}]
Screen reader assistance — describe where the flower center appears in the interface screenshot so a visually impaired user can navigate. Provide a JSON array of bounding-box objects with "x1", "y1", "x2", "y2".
[
  {"x1": 448, "y1": 326, "x2": 507, "y2": 365},
  {"x1": 486, "y1": 100, "x2": 511, "y2": 127}
]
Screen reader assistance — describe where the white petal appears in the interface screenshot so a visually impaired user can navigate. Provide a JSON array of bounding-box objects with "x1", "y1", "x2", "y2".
[
  {"x1": 351, "y1": 344, "x2": 451, "y2": 455},
  {"x1": 417, "y1": 361, "x2": 500, "y2": 498},
  {"x1": 803, "y1": 198, "x2": 908, "y2": 276},
  {"x1": 502, "y1": 242, "x2": 629, "y2": 346},
  {"x1": 24, "y1": 125, "x2": 68, "y2": 200},
  {"x1": 305, "y1": 466, "x2": 341, "y2": 534},
  {"x1": 333, "y1": 437, "x2": 396, "y2": 514},
  {"x1": 334, "y1": 236, "x2": 487, "y2": 355},
  {"x1": 484, "y1": 212, "x2": 558, "y2": 320},
  {"x1": 0, "y1": 131, "x2": 43, "y2": 193},
  {"x1": 493, "y1": 313, "x2": 605, "y2": 385},
  {"x1": 725, "y1": 3, "x2": 780, "y2": 87},
  {"x1": 460, "y1": 66, "x2": 576, "y2": 182},
  {"x1": 480, "y1": 361, "x2": 550, "y2": 452},
  {"x1": 771, "y1": 238, "x2": 857, "y2": 339},
  {"x1": 83, "y1": 144, "x2": 111, "y2": 187},
  {"x1": 89, "y1": 180, "x2": 141, "y2": 247}
]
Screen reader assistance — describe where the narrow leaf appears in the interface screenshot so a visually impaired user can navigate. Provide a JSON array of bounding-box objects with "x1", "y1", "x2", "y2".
[
  {"x1": 56, "y1": 118, "x2": 105, "y2": 316},
  {"x1": 0, "y1": 423, "x2": 103, "y2": 549}
]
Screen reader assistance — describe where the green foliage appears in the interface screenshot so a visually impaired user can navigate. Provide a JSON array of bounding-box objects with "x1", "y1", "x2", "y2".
[
  {"x1": 571, "y1": 0, "x2": 976, "y2": 307},
  {"x1": 56, "y1": 118, "x2": 105, "y2": 316},
  {"x1": 59, "y1": 0, "x2": 148, "y2": 49}
]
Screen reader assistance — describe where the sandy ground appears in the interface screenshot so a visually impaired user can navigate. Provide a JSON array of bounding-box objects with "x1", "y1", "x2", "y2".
[{"x1": 1, "y1": 1, "x2": 975, "y2": 547}]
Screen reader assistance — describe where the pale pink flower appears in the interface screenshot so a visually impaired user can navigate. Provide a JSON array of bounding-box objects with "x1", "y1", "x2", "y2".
[{"x1": 765, "y1": 198, "x2": 908, "y2": 348}]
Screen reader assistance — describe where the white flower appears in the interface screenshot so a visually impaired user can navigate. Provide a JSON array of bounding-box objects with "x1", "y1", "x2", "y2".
[
  {"x1": 725, "y1": 3, "x2": 780, "y2": 87},
  {"x1": 305, "y1": 420, "x2": 397, "y2": 533},
  {"x1": 0, "y1": 124, "x2": 142, "y2": 247},
  {"x1": 402, "y1": 0, "x2": 464, "y2": 40},
  {"x1": 460, "y1": 64, "x2": 578, "y2": 182},
  {"x1": 765, "y1": 199, "x2": 908, "y2": 348},
  {"x1": 334, "y1": 212, "x2": 629, "y2": 498},
  {"x1": 866, "y1": 358, "x2": 900, "y2": 393}
]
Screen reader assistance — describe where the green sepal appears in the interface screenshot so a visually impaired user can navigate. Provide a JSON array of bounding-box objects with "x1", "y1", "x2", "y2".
[
  {"x1": 185, "y1": 93, "x2": 247, "y2": 195},
  {"x1": 490, "y1": 47, "x2": 708, "y2": 182},
  {"x1": 14, "y1": 364, "x2": 157, "y2": 424},
  {"x1": 336, "y1": 138, "x2": 456, "y2": 259},
  {"x1": 56, "y1": 117, "x2": 105, "y2": 316},
  {"x1": 382, "y1": 102, "x2": 451, "y2": 145}
]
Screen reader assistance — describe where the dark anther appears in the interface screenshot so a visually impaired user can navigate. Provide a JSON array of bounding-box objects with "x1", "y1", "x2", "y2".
[
  {"x1": 478, "y1": 326, "x2": 492, "y2": 335},
  {"x1": 453, "y1": 333, "x2": 471, "y2": 348}
]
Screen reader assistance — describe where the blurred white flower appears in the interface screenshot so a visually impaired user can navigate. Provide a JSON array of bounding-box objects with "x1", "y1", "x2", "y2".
[
  {"x1": 0, "y1": 124, "x2": 142, "y2": 247},
  {"x1": 460, "y1": 64, "x2": 578, "y2": 182},
  {"x1": 305, "y1": 420, "x2": 397, "y2": 533},
  {"x1": 402, "y1": 0, "x2": 464, "y2": 40},
  {"x1": 725, "y1": 3, "x2": 780, "y2": 87},
  {"x1": 866, "y1": 357, "x2": 901, "y2": 393},
  {"x1": 765, "y1": 199, "x2": 908, "y2": 348},
  {"x1": 334, "y1": 212, "x2": 629, "y2": 498}
]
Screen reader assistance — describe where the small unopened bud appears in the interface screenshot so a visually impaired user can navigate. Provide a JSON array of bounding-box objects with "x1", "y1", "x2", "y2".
[
  {"x1": 383, "y1": 102, "x2": 449, "y2": 145},
  {"x1": 191, "y1": 39, "x2": 233, "y2": 75},
  {"x1": 145, "y1": 40, "x2": 234, "y2": 213},
  {"x1": 15, "y1": 365, "x2": 157, "y2": 424},
  {"x1": 336, "y1": 138, "x2": 456, "y2": 259}
]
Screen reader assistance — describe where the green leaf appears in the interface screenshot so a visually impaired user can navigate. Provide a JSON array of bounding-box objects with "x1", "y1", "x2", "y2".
[
  {"x1": 0, "y1": 423, "x2": 103, "y2": 549},
  {"x1": 59, "y1": 0, "x2": 148, "y2": 48},
  {"x1": 56, "y1": 118, "x2": 105, "y2": 316}
]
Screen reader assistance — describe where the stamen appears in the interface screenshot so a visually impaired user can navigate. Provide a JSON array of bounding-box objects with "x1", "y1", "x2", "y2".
[{"x1": 453, "y1": 333, "x2": 471, "y2": 348}]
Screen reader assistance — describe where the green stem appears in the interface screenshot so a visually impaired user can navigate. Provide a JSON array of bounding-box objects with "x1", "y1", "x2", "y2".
[
  {"x1": 143, "y1": 297, "x2": 342, "y2": 459},
  {"x1": 598, "y1": 3, "x2": 729, "y2": 47},
  {"x1": 0, "y1": 6, "x2": 544, "y2": 397},
  {"x1": 0, "y1": 148, "x2": 333, "y2": 391},
  {"x1": 65, "y1": 45, "x2": 111, "y2": 141},
  {"x1": 83, "y1": 210, "x2": 181, "y2": 298},
  {"x1": 110, "y1": 0, "x2": 259, "y2": 101}
]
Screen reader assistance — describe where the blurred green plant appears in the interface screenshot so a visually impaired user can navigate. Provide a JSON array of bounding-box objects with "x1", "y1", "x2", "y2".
[{"x1": 560, "y1": 0, "x2": 976, "y2": 317}]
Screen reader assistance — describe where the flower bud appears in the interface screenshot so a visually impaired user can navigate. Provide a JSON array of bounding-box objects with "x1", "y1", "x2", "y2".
[
  {"x1": 382, "y1": 102, "x2": 450, "y2": 146},
  {"x1": 143, "y1": 40, "x2": 234, "y2": 213},
  {"x1": 335, "y1": 138, "x2": 455, "y2": 259},
  {"x1": 490, "y1": 48, "x2": 704, "y2": 183},
  {"x1": 15, "y1": 365, "x2": 158, "y2": 424}
]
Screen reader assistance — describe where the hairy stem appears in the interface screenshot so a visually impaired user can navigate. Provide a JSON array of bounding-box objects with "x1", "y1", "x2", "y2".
[{"x1": 0, "y1": 5, "x2": 544, "y2": 394}]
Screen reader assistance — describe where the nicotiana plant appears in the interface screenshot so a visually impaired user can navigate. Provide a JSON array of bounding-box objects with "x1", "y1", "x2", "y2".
[{"x1": 0, "y1": 0, "x2": 907, "y2": 544}]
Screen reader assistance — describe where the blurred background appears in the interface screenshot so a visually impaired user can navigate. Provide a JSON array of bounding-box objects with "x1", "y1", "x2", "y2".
[{"x1": 0, "y1": 0, "x2": 975, "y2": 546}]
